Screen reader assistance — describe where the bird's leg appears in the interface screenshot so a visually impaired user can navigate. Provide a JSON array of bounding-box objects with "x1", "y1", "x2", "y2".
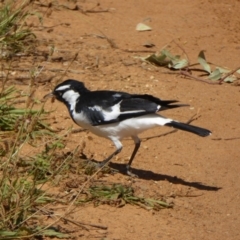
[
  {"x1": 98, "y1": 147, "x2": 122, "y2": 167},
  {"x1": 126, "y1": 136, "x2": 141, "y2": 177},
  {"x1": 98, "y1": 139, "x2": 122, "y2": 167}
]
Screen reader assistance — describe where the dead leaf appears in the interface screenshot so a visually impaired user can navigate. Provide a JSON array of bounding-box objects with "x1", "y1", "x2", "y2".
[{"x1": 136, "y1": 23, "x2": 152, "y2": 31}]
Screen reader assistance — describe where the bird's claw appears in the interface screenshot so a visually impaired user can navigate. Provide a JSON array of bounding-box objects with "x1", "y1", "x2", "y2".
[{"x1": 126, "y1": 165, "x2": 138, "y2": 178}]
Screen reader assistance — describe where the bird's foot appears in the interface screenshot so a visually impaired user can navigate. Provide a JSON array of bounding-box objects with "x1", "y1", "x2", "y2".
[{"x1": 126, "y1": 165, "x2": 138, "y2": 178}]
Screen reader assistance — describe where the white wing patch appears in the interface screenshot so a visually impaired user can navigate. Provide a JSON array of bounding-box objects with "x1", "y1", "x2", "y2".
[
  {"x1": 102, "y1": 102, "x2": 121, "y2": 121},
  {"x1": 101, "y1": 101, "x2": 146, "y2": 121},
  {"x1": 88, "y1": 106, "x2": 102, "y2": 111}
]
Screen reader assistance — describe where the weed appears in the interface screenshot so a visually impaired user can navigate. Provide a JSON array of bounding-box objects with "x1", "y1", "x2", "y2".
[
  {"x1": 0, "y1": 2, "x2": 175, "y2": 238},
  {"x1": 144, "y1": 42, "x2": 240, "y2": 84},
  {"x1": 0, "y1": 0, "x2": 39, "y2": 58},
  {"x1": 82, "y1": 184, "x2": 172, "y2": 210}
]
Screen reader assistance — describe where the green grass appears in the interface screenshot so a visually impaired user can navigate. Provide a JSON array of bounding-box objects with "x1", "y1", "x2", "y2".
[
  {"x1": 0, "y1": 84, "x2": 171, "y2": 238},
  {"x1": 85, "y1": 184, "x2": 172, "y2": 210},
  {"x1": 0, "y1": 0, "x2": 39, "y2": 58},
  {"x1": 0, "y1": 1, "x2": 172, "y2": 239},
  {"x1": 0, "y1": 2, "x2": 70, "y2": 235},
  {"x1": 0, "y1": 80, "x2": 69, "y2": 238}
]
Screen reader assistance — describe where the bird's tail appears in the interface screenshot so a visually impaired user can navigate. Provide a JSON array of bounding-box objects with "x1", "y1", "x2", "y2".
[{"x1": 165, "y1": 121, "x2": 211, "y2": 137}]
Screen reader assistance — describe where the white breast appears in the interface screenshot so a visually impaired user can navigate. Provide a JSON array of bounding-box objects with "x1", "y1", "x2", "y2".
[{"x1": 62, "y1": 90, "x2": 80, "y2": 111}]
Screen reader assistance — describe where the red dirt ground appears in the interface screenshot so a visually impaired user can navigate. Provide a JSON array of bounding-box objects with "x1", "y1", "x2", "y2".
[{"x1": 9, "y1": 0, "x2": 240, "y2": 239}]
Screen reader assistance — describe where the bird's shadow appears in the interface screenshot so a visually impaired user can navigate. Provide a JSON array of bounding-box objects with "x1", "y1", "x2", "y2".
[{"x1": 109, "y1": 162, "x2": 221, "y2": 191}]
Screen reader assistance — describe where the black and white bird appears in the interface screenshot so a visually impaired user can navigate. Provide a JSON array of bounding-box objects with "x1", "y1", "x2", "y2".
[{"x1": 45, "y1": 79, "x2": 211, "y2": 176}]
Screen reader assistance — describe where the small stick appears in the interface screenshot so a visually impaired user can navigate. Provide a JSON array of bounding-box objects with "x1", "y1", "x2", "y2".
[
  {"x1": 99, "y1": 31, "x2": 118, "y2": 49},
  {"x1": 180, "y1": 70, "x2": 219, "y2": 85},
  {"x1": 86, "y1": 9, "x2": 109, "y2": 13},
  {"x1": 218, "y1": 66, "x2": 240, "y2": 84},
  {"x1": 212, "y1": 137, "x2": 240, "y2": 141},
  {"x1": 62, "y1": 217, "x2": 108, "y2": 230},
  {"x1": 173, "y1": 40, "x2": 191, "y2": 67}
]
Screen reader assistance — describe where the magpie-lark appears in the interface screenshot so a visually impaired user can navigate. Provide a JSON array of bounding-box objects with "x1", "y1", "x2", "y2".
[{"x1": 45, "y1": 79, "x2": 211, "y2": 176}]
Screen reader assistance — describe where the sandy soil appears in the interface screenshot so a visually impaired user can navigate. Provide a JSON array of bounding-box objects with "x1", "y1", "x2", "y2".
[{"x1": 10, "y1": 0, "x2": 240, "y2": 239}]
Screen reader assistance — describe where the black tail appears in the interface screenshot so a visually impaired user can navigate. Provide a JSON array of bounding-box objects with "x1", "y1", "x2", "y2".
[
  {"x1": 165, "y1": 121, "x2": 211, "y2": 137},
  {"x1": 159, "y1": 102, "x2": 189, "y2": 111}
]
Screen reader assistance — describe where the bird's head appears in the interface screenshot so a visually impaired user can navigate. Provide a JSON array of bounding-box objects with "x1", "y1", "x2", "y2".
[{"x1": 44, "y1": 79, "x2": 89, "y2": 107}]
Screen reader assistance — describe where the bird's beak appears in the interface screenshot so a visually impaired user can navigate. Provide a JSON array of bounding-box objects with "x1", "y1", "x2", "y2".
[{"x1": 43, "y1": 92, "x2": 56, "y2": 102}]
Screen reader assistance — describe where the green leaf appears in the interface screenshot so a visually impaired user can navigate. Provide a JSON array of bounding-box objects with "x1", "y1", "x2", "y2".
[
  {"x1": 161, "y1": 49, "x2": 175, "y2": 59},
  {"x1": 38, "y1": 228, "x2": 70, "y2": 238},
  {"x1": 198, "y1": 50, "x2": 211, "y2": 73},
  {"x1": 162, "y1": 49, "x2": 188, "y2": 69},
  {"x1": 145, "y1": 53, "x2": 168, "y2": 66},
  {"x1": 215, "y1": 68, "x2": 237, "y2": 82},
  {"x1": 216, "y1": 66, "x2": 231, "y2": 73},
  {"x1": 223, "y1": 75, "x2": 237, "y2": 83},
  {"x1": 208, "y1": 68, "x2": 222, "y2": 80},
  {"x1": 0, "y1": 230, "x2": 18, "y2": 237},
  {"x1": 169, "y1": 58, "x2": 189, "y2": 69},
  {"x1": 110, "y1": 193, "x2": 121, "y2": 200}
]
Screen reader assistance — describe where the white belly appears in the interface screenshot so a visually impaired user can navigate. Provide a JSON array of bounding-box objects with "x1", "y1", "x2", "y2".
[{"x1": 89, "y1": 114, "x2": 172, "y2": 140}]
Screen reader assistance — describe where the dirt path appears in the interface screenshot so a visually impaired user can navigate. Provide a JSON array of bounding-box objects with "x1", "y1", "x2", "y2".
[{"x1": 21, "y1": 0, "x2": 240, "y2": 239}]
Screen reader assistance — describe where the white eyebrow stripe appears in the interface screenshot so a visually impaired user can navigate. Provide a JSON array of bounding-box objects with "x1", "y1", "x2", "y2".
[{"x1": 55, "y1": 84, "x2": 71, "y2": 91}]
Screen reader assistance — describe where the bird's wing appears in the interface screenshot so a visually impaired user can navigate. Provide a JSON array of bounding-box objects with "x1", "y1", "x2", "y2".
[
  {"x1": 131, "y1": 94, "x2": 189, "y2": 111},
  {"x1": 76, "y1": 91, "x2": 185, "y2": 126}
]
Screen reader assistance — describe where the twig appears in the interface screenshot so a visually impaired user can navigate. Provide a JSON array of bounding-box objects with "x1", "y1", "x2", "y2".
[
  {"x1": 98, "y1": 30, "x2": 118, "y2": 49},
  {"x1": 171, "y1": 193, "x2": 203, "y2": 198},
  {"x1": 71, "y1": 128, "x2": 87, "y2": 134},
  {"x1": 180, "y1": 70, "x2": 219, "y2": 84},
  {"x1": 27, "y1": 156, "x2": 110, "y2": 238},
  {"x1": 172, "y1": 40, "x2": 191, "y2": 67},
  {"x1": 212, "y1": 137, "x2": 240, "y2": 141},
  {"x1": 142, "y1": 113, "x2": 199, "y2": 141},
  {"x1": 85, "y1": 9, "x2": 109, "y2": 13},
  {"x1": 36, "y1": 208, "x2": 107, "y2": 231},
  {"x1": 123, "y1": 49, "x2": 156, "y2": 53},
  {"x1": 34, "y1": 2, "x2": 51, "y2": 7},
  {"x1": 2, "y1": 67, "x2": 84, "y2": 74},
  {"x1": 84, "y1": 2, "x2": 109, "y2": 14},
  {"x1": 62, "y1": 217, "x2": 107, "y2": 230},
  {"x1": 218, "y1": 66, "x2": 240, "y2": 84},
  {"x1": 57, "y1": 52, "x2": 79, "y2": 83}
]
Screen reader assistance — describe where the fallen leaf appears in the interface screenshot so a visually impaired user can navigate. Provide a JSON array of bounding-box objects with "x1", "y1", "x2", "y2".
[
  {"x1": 208, "y1": 68, "x2": 222, "y2": 80},
  {"x1": 198, "y1": 50, "x2": 211, "y2": 73},
  {"x1": 136, "y1": 23, "x2": 152, "y2": 31}
]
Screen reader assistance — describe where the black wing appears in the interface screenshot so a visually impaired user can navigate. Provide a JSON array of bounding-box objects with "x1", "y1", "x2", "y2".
[
  {"x1": 75, "y1": 91, "x2": 187, "y2": 126},
  {"x1": 131, "y1": 94, "x2": 188, "y2": 111}
]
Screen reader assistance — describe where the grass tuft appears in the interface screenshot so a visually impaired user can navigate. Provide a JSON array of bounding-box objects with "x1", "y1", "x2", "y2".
[
  {"x1": 82, "y1": 184, "x2": 172, "y2": 210},
  {"x1": 0, "y1": 0, "x2": 39, "y2": 58}
]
